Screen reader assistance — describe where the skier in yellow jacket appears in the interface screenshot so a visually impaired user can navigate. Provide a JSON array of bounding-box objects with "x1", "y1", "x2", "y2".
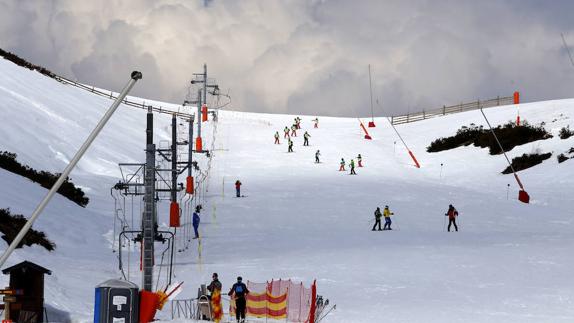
[{"x1": 383, "y1": 205, "x2": 394, "y2": 230}]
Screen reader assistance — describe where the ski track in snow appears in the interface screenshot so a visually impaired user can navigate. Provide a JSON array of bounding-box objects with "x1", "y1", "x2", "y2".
[{"x1": 0, "y1": 58, "x2": 574, "y2": 322}]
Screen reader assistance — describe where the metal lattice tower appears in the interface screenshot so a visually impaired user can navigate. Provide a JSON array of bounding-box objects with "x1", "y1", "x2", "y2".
[{"x1": 143, "y1": 107, "x2": 156, "y2": 291}]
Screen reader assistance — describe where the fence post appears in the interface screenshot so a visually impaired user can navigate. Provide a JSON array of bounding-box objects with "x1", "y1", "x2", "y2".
[
  {"x1": 406, "y1": 114, "x2": 409, "y2": 123},
  {"x1": 477, "y1": 99, "x2": 480, "y2": 110},
  {"x1": 443, "y1": 105, "x2": 446, "y2": 115},
  {"x1": 423, "y1": 110, "x2": 426, "y2": 119},
  {"x1": 460, "y1": 103, "x2": 463, "y2": 112},
  {"x1": 497, "y1": 96, "x2": 500, "y2": 106}
]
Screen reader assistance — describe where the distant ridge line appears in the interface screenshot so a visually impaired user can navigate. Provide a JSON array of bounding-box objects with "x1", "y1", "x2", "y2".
[{"x1": 0, "y1": 48, "x2": 192, "y2": 119}]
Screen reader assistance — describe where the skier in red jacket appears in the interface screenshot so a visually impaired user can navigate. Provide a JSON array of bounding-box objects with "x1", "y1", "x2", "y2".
[
  {"x1": 235, "y1": 180, "x2": 242, "y2": 198},
  {"x1": 445, "y1": 204, "x2": 459, "y2": 232}
]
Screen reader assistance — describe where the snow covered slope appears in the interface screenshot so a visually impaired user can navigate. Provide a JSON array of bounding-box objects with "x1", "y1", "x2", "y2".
[{"x1": 1, "y1": 56, "x2": 574, "y2": 323}]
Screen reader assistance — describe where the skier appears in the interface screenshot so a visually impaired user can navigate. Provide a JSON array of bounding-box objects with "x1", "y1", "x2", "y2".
[
  {"x1": 288, "y1": 138, "x2": 294, "y2": 153},
  {"x1": 235, "y1": 180, "x2": 242, "y2": 197},
  {"x1": 445, "y1": 204, "x2": 459, "y2": 232},
  {"x1": 312, "y1": 117, "x2": 319, "y2": 128},
  {"x1": 372, "y1": 207, "x2": 382, "y2": 231},
  {"x1": 284, "y1": 126, "x2": 290, "y2": 139},
  {"x1": 274, "y1": 131, "x2": 280, "y2": 144},
  {"x1": 315, "y1": 150, "x2": 321, "y2": 163},
  {"x1": 383, "y1": 205, "x2": 394, "y2": 230},
  {"x1": 357, "y1": 154, "x2": 363, "y2": 167},
  {"x1": 295, "y1": 117, "x2": 302, "y2": 129},
  {"x1": 192, "y1": 205, "x2": 201, "y2": 239},
  {"x1": 350, "y1": 159, "x2": 357, "y2": 175},
  {"x1": 228, "y1": 276, "x2": 250, "y2": 323},
  {"x1": 303, "y1": 131, "x2": 311, "y2": 146},
  {"x1": 339, "y1": 158, "x2": 346, "y2": 171},
  {"x1": 207, "y1": 273, "x2": 223, "y2": 322},
  {"x1": 291, "y1": 124, "x2": 297, "y2": 137}
]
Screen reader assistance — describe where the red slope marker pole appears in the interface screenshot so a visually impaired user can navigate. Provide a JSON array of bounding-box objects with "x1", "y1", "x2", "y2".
[
  {"x1": 358, "y1": 118, "x2": 372, "y2": 140},
  {"x1": 480, "y1": 108, "x2": 530, "y2": 203},
  {"x1": 376, "y1": 100, "x2": 421, "y2": 168}
]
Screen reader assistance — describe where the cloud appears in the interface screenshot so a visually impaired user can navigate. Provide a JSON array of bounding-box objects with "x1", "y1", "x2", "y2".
[{"x1": 0, "y1": 0, "x2": 573, "y2": 117}]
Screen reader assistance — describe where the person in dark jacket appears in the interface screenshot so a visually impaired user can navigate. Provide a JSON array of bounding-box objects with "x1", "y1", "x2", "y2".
[
  {"x1": 235, "y1": 180, "x2": 242, "y2": 197},
  {"x1": 445, "y1": 204, "x2": 459, "y2": 232},
  {"x1": 207, "y1": 272, "x2": 222, "y2": 297},
  {"x1": 228, "y1": 276, "x2": 250, "y2": 323},
  {"x1": 192, "y1": 205, "x2": 201, "y2": 239},
  {"x1": 315, "y1": 150, "x2": 321, "y2": 163},
  {"x1": 288, "y1": 138, "x2": 294, "y2": 153},
  {"x1": 372, "y1": 207, "x2": 382, "y2": 231}
]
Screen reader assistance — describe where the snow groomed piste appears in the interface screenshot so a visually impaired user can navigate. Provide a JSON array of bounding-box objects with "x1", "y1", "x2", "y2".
[{"x1": 0, "y1": 53, "x2": 574, "y2": 322}]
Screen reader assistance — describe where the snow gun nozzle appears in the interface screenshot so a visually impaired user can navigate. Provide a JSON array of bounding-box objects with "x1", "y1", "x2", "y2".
[{"x1": 131, "y1": 71, "x2": 143, "y2": 80}]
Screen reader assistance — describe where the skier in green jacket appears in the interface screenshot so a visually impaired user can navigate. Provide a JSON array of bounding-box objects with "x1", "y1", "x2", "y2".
[
  {"x1": 350, "y1": 159, "x2": 356, "y2": 175},
  {"x1": 303, "y1": 131, "x2": 311, "y2": 146}
]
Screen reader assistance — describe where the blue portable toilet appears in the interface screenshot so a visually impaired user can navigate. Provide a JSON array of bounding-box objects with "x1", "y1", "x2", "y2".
[{"x1": 94, "y1": 279, "x2": 139, "y2": 323}]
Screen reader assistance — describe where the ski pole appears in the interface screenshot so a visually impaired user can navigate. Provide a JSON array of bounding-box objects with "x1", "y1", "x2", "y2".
[{"x1": 0, "y1": 71, "x2": 142, "y2": 269}]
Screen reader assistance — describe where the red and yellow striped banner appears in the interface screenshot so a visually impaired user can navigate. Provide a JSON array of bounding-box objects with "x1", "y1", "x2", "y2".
[
  {"x1": 247, "y1": 291, "x2": 288, "y2": 319},
  {"x1": 231, "y1": 291, "x2": 288, "y2": 320}
]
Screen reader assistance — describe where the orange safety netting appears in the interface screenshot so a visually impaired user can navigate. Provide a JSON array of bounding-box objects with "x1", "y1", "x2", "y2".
[{"x1": 230, "y1": 279, "x2": 316, "y2": 322}]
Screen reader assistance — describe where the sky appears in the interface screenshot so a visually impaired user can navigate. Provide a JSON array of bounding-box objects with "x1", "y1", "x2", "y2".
[{"x1": 1, "y1": 0, "x2": 574, "y2": 117}]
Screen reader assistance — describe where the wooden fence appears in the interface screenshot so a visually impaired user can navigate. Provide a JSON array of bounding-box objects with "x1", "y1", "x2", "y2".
[
  {"x1": 53, "y1": 75, "x2": 194, "y2": 119},
  {"x1": 390, "y1": 95, "x2": 515, "y2": 125}
]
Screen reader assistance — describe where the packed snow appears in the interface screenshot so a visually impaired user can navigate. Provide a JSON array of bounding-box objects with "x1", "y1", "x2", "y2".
[{"x1": 1, "y1": 57, "x2": 574, "y2": 323}]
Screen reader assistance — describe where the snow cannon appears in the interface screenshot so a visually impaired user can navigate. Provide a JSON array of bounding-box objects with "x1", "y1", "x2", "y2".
[
  {"x1": 368, "y1": 121, "x2": 376, "y2": 128},
  {"x1": 186, "y1": 176, "x2": 194, "y2": 194},
  {"x1": 518, "y1": 190, "x2": 530, "y2": 204},
  {"x1": 169, "y1": 202, "x2": 180, "y2": 227},
  {"x1": 196, "y1": 137, "x2": 203, "y2": 152},
  {"x1": 201, "y1": 104, "x2": 208, "y2": 122}
]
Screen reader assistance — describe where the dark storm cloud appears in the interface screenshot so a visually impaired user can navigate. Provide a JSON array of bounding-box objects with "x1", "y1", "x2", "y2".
[{"x1": 0, "y1": 0, "x2": 573, "y2": 117}]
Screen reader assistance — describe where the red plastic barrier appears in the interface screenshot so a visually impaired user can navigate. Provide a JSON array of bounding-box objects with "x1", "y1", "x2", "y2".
[
  {"x1": 368, "y1": 121, "x2": 376, "y2": 128},
  {"x1": 309, "y1": 280, "x2": 317, "y2": 323},
  {"x1": 139, "y1": 291, "x2": 159, "y2": 323},
  {"x1": 513, "y1": 91, "x2": 520, "y2": 104},
  {"x1": 518, "y1": 190, "x2": 530, "y2": 204},
  {"x1": 186, "y1": 176, "x2": 194, "y2": 194},
  {"x1": 195, "y1": 137, "x2": 203, "y2": 152},
  {"x1": 202, "y1": 104, "x2": 208, "y2": 122},
  {"x1": 169, "y1": 201, "x2": 180, "y2": 227}
]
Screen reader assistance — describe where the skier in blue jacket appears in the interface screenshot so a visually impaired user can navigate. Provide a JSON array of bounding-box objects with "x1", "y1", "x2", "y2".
[{"x1": 193, "y1": 205, "x2": 201, "y2": 239}]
